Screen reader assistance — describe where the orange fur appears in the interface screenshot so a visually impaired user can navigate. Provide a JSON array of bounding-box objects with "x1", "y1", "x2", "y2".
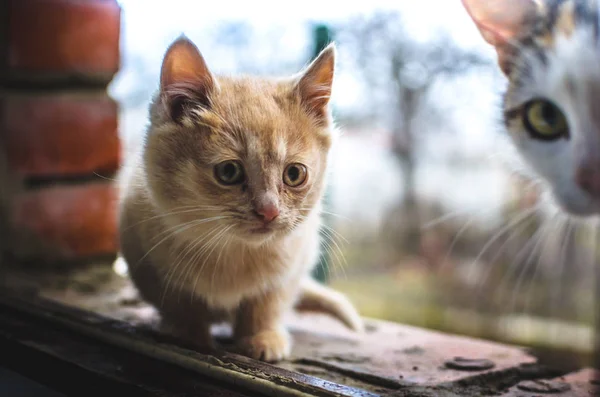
[{"x1": 117, "y1": 36, "x2": 363, "y2": 362}]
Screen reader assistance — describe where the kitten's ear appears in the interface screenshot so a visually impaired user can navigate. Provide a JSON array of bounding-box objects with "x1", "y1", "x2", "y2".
[
  {"x1": 462, "y1": 0, "x2": 538, "y2": 74},
  {"x1": 295, "y1": 43, "x2": 336, "y2": 123},
  {"x1": 159, "y1": 35, "x2": 216, "y2": 122}
]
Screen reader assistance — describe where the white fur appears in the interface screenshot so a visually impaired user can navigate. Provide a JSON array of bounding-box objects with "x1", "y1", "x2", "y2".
[{"x1": 507, "y1": 26, "x2": 600, "y2": 216}]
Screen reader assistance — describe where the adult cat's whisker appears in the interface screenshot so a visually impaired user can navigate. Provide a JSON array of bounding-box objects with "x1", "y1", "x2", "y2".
[
  {"x1": 421, "y1": 207, "x2": 491, "y2": 230},
  {"x1": 466, "y1": 206, "x2": 538, "y2": 286},
  {"x1": 495, "y1": 216, "x2": 548, "y2": 301},
  {"x1": 434, "y1": 205, "x2": 502, "y2": 275},
  {"x1": 509, "y1": 213, "x2": 559, "y2": 313},
  {"x1": 438, "y1": 215, "x2": 477, "y2": 275},
  {"x1": 549, "y1": 218, "x2": 573, "y2": 320},
  {"x1": 521, "y1": 219, "x2": 563, "y2": 317},
  {"x1": 474, "y1": 208, "x2": 537, "y2": 297}
]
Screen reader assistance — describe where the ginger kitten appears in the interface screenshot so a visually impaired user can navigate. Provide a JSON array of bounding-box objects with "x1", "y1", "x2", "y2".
[
  {"x1": 462, "y1": 0, "x2": 600, "y2": 217},
  {"x1": 117, "y1": 36, "x2": 363, "y2": 362}
]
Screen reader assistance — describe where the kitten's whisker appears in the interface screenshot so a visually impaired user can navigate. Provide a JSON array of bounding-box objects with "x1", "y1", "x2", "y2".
[
  {"x1": 320, "y1": 223, "x2": 349, "y2": 245},
  {"x1": 166, "y1": 224, "x2": 222, "y2": 305},
  {"x1": 298, "y1": 207, "x2": 351, "y2": 222},
  {"x1": 136, "y1": 216, "x2": 228, "y2": 268},
  {"x1": 160, "y1": 220, "x2": 227, "y2": 305},
  {"x1": 191, "y1": 225, "x2": 233, "y2": 301},
  {"x1": 209, "y1": 232, "x2": 235, "y2": 298},
  {"x1": 319, "y1": 227, "x2": 348, "y2": 279},
  {"x1": 206, "y1": 226, "x2": 235, "y2": 299},
  {"x1": 150, "y1": 215, "x2": 230, "y2": 242},
  {"x1": 161, "y1": 231, "x2": 208, "y2": 307},
  {"x1": 214, "y1": 230, "x2": 232, "y2": 268},
  {"x1": 134, "y1": 220, "x2": 202, "y2": 268},
  {"x1": 181, "y1": 227, "x2": 224, "y2": 304},
  {"x1": 188, "y1": 224, "x2": 228, "y2": 279},
  {"x1": 122, "y1": 206, "x2": 227, "y2": 231}
]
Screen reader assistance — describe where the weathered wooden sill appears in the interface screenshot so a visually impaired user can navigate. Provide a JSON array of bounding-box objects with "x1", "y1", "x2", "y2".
[{"x1": 0, "y1": 264, "x2": 597, "y2": 397}]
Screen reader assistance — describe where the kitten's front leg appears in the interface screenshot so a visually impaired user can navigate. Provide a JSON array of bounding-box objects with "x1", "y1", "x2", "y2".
[
  {"x1": 234, "y1": 288, "x2": 296, "y2": 362},
  {"x1": 159, "y1": 316, "x2": 214, "y2": 350},
  {"x1": 156, "y1": 296, "x2": 215, "y2": 351}
]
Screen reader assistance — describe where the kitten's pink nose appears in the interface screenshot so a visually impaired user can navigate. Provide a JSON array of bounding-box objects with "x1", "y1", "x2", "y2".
[
  {"x1": 254, "y1": 202, "x2": 280, "y2": 223},
  {"x1": 576, "y1": 166, "x2": 600, "y2": 196}
]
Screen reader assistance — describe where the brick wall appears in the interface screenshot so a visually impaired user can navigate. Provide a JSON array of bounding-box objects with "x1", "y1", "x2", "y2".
[{"x1": 0, "y1": 0, "x2": 122, "y2": 267}]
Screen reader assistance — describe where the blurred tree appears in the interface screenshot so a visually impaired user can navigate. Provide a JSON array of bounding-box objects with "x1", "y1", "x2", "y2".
[
  {"x1": 339, "y1": 12, "x2": 490, "y2": 205},
  {"x1": 212, "y1": 21, "x2": 303, "y2": 76},
  {"x1": 337, "y1": 12, "x2": 491, "y2": 259}
]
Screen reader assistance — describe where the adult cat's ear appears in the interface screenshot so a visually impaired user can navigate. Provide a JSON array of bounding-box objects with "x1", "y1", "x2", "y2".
[
  {"x1": 159, "y1": 35, "x2": 216, "y2": 122},
  {"x1": 295, "y1": 43, "x2": 336, "y2": 123},
  {"x1": 462, "y1": 0, "x2": 538, "y2": 75}
]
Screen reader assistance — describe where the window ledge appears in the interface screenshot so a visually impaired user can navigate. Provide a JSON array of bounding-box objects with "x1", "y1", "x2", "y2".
[{"x1": 0, "y1": 264, "x2": 596, "y2": 397}]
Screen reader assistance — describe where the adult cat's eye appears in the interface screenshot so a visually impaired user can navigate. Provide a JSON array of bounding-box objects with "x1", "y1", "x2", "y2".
[
  {"x1": 214, "y1": 160, "x2": 245, "y2": 185},
  {"x1": 522, "y1": 99, "x2": 569, "y2": 141},
  {"x1": 283, "y1": 163, "x2": 308, "y2": 187}
]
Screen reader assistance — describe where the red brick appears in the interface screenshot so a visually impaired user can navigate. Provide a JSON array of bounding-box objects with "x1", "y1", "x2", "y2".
[
  {"x1": 1, "y1": 92, "x2": 120, "y2": 178},
  {"x1": 4, "y1": 0, "x2": 121, "y2": 84},
  {"x1": 9, "y1": 182, "x2": 118, "y2": 261}
]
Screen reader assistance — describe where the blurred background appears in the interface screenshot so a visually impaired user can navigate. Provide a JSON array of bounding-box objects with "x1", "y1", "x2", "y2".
[{"x1": 110, "y1": 0, "x2": 596, "y2": 368}]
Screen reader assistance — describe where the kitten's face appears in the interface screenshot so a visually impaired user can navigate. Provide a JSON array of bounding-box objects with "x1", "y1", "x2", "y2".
[
  {"x1": 144, "y1": 38, "x2": 335, "y2": 244},
  {"x1": 464, "y1": 0, "x2": 600, "y2": 216}
]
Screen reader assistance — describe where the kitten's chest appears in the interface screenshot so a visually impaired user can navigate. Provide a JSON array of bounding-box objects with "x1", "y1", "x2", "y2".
[{"x1": 181, "y1": 231, "x2": 318, "y2": 309}]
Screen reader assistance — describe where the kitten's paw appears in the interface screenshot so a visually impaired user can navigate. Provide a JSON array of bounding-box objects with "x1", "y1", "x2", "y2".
[{"x1": 238, "y1": 327, "x2": 291, "y2": 362}]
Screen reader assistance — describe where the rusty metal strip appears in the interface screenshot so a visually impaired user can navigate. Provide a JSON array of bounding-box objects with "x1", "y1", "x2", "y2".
[
  {"x1": 293, "y1": 358, "x2": 410, "y2": 390},
  {"x1": 0, "y1": 292, "x2": 381, "y2": 397}
]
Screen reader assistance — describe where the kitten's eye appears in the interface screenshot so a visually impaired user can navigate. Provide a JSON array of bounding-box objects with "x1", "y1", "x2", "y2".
[
  {"x1": 283, "y1": 163, "x2": 308, "y2": 187},
  {"x1": 523, "y1": 100, "x2": 569, "y2": 140},
  {"x1": 214, "y1": 161, "x2": 245, "y2": 185}
]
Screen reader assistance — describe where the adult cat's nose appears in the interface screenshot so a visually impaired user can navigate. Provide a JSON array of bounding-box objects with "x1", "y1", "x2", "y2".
[
  {"x1": 253, "y1": 200, "x2": 280, "y2": 223},
  {"x1": 575, "y1": 166, "x2": 600, "y2": 197}
]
